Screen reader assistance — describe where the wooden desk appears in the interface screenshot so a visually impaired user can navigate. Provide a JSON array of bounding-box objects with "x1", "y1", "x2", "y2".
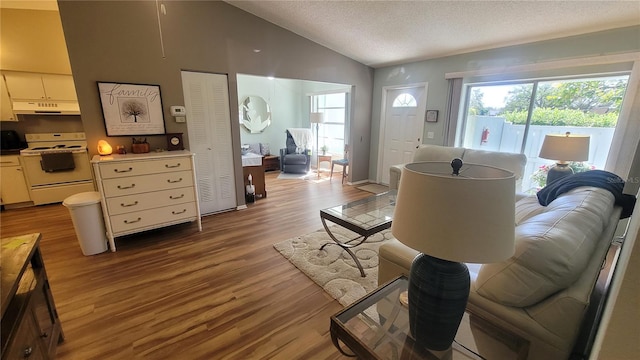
[{"x1": 1, "y1": 234, "x2": 64, "y2": 359}]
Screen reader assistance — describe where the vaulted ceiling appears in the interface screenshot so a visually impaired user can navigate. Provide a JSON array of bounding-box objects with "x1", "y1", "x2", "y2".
[
  {"x1": 226, "y1": 0, "x2": 640, "y2": 68},
  {"x1": 3, "y1": 1, "x2": 639, "y2": 69}
]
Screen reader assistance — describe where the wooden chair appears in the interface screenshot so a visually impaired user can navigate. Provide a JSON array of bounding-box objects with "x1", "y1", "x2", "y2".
[{"x1": 330, "y1": 145, "x2": 349, "y2": 183}]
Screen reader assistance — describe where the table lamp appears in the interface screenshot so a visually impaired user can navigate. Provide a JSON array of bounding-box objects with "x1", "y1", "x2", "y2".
[
  {"x1": 391, "y1": 159, "x2": 515, "y2": 351},
  {"x1": 310, "y1": 112, "x2": 325, "y2": 177},
  {"x1": 97, "y1": 140, "x2": 113, "y2": 155},
  {"x1": 539, "y1": 132, "x2": 590, "y2": 185}
]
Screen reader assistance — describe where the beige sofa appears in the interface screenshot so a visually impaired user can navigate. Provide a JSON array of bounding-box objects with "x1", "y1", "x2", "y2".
[
  {"x1": 380, "y1": 145, "x2": 622, "y2": 359},
  {"x1": 388, "y1": 144, "x2": 527, "y2": 192}
]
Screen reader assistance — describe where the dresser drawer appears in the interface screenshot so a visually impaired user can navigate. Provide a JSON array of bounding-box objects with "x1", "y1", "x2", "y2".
[
  {"x1": 110, "y1": 203, "x2": 198, "y2": 234},
  {"x1": 98, "y1": 157, "x2": 192, "y2": 179},
  {"x1": 105, "y1": 187, "x2": 195, "y2": 215},
  {"x1": 102, "y1": 170, "x2": 193, "y2": 197}
]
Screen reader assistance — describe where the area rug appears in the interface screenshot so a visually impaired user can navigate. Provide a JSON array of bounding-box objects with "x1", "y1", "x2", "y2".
[
  {"x1": 273, "y1": 226, "x2": 393, "y2": 306},
  {"x1": 357, "y1": 183, "x2": 389, "y2": 194},
  {"x1": 276, "y1": 171, "x2": 329, "y2": 183}
]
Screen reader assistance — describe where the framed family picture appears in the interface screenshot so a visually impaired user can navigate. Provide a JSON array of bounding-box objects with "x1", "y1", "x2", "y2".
[
  {"x1": 97, "y1": 82, "x2": 166, "y2": 136},
  {"x1": 426, "y1": 110, "x2": 439, "y2": 123}
]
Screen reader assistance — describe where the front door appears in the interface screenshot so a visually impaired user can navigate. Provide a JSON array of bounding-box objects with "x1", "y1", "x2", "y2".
[{"x1": 379, "y1": 85, "x2": 427, "y2": 184}]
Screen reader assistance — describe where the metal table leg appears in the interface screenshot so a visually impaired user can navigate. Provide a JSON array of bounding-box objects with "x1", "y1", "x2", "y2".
[{"x1": 320, "y1": 217, "x2": 369, "y2": 277}]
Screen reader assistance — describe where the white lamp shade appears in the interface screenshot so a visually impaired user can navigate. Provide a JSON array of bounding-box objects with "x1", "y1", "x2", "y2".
[
  {"x1": 539, "y1": 133, "x2": 590, "y2": 162},
  {"x1": 310, "y1": 112, "x2": 325, "y2": 124},
  {"x1": 391, "y1": 161, "x2": 516, "y2": 263}
]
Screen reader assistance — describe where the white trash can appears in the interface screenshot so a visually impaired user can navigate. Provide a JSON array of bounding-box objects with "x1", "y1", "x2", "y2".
[{"x1": 63, "y1": 191, "x2": 108, "y2": 256}]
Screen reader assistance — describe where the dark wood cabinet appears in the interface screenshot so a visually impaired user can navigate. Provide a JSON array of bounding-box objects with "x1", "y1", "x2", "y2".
[
  {"x1": 1, "y1": 234, "x2": 64, "y2": 360},
  {"x1": 263, "y1": 155, "x2": 280, "y2": 172}
]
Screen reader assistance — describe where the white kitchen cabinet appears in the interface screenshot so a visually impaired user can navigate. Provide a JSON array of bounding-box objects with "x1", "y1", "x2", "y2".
[
  {"x1": 0, "y1": 155, "x2": 31, "y2": 206},
  {"x1": 4, "y1": 72, "x2": 77, "y2": 101},
  {"x1": 1, "y1": 75, "x2": 17, "y2": 121},
  {"x1": 91, "y1": 151, "x2": 202, "y2": 252}
]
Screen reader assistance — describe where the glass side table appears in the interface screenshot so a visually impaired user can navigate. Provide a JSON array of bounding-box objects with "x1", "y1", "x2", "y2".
[{"x1": 330, "y1": 276, "x2": 529, "y2": 359}]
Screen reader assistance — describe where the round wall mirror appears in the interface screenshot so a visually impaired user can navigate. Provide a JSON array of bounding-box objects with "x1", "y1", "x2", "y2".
[{"x1": 240, "y1": 96, "x2": 271, "y2": 133}]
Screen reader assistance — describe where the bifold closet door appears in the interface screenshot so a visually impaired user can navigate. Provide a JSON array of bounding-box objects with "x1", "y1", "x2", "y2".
[{"x1": 181, "y1": 71, "x2": 237, "y2": 214}]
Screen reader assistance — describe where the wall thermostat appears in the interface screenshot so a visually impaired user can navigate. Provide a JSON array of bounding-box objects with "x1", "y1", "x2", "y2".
[
  {"x1": 170, "y1": 106, "x2": 186, "y2": 116},
  {"x1": 170, "y1": 105, "x2": 187, "y2": 123}
]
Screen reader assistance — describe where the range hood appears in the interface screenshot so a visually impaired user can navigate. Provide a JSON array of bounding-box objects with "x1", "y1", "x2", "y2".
[{"x1": 12, "y1": 100, "x2": 80, "y2": 115}]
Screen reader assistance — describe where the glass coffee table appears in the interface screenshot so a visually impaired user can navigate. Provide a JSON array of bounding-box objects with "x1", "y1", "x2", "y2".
[
  {"x1": 330, "y1": 276, "x2": 529, "y2": 359},
  {"x1": 320, "y1": 190, "x2": 396, "y2": 277}
]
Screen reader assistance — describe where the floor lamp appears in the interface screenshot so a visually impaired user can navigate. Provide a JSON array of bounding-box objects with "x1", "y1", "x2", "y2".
[
  {"x1": 310, "y1": 112, "x2": 325, "y2": 177},
  {"x1": 391, "y1": 160, "x2": 516, "y2": 351}
]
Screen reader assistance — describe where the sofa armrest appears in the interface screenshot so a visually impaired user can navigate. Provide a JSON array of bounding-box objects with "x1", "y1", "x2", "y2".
[
  {"x1": 389, "y1": 164, "x2": 405, "y2": 191},
  {"x1": 515, "y1": 192, "x2": 529, "y2": 202}
]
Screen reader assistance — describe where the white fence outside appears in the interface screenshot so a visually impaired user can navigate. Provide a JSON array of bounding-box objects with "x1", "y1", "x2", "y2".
[{"x1": 463, "y1": 116, "x2": 615, "y2": 192}]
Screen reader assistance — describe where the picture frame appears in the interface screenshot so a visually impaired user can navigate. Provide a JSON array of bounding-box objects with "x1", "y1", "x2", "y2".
[
  {"x1": 97, "y1": 82, "x2": 166, "y2": 136},
  {"x1": 426, "y1": 110, "x2": 439, "y2": 123}
]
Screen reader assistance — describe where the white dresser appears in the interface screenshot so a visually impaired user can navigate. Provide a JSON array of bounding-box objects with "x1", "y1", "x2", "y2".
[{"x1": 91, "y1": 151, "x2": 202, "y2": 251}]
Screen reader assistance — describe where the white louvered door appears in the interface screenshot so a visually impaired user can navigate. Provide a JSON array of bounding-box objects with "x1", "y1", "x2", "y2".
[{"x1": 181, "y1": 71, "x2": 237, "y2": 214}]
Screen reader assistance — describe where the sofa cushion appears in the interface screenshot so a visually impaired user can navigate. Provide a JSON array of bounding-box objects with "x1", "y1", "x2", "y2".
[
  {"x1": 260, "y1": 143, "x2": 270, "y2": 155},
  {"x1": 412, "y1": 144, "x2": 465, "y2": 162},
  {"x1": 474, "y1": 187, "x2": 615, "y2": 307},
  {"x1": 283, "y1": 153, "x2": 308, "y2": 165},
  {"x1": 463, "y1": 149, "x2": 527, "y2": 180},
  {"x1": 246, "y1": 143, "x2": 261, "y2": 155}
]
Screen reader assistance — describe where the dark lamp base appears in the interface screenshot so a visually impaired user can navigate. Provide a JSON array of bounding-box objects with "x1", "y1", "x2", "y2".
[
  {"x1": 547, "y1": 163, "x2": 574, "y2": 185},
  {"x1": 408, "y1": 253, "x2": 470, "y2": 351}
]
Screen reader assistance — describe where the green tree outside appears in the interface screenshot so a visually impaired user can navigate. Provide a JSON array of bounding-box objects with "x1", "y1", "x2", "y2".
[{"x1": 490, "y1": 78, "x2": 627, "y2": 128}]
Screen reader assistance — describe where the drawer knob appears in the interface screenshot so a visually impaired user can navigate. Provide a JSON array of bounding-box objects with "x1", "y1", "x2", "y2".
[
  {"x1": 114, "y1": 167, "x2": 133, "y2": 173},
  {"x1": 170, "y1": 194, "x2": 185, "y2": 200},
  {"x1": 167, "y1": 178, "x2": 183, "y2": 183},
  {"x1": 23, "y1": 346, "x2": 33, "y2": 357},
  {"x1": 124, "y1": 217, "x2": 142, "y2": 224},
  {"x1": 121, "y1": 201, "x2": 139, "y2": 207},
  {"x1": 117, "y1": 184, "x2": 136, "y2": 190},
  {"x1": 172, "y1": 209, "x2": 187, "y2": 215},
  {"x1": 165, "y1": 163, "x2": 181, "y2": 168}
]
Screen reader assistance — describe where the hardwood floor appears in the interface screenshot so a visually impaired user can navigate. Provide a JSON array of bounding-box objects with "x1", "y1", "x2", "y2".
[{"x1": 1, "y1": 172, "x2": 374, "y2": 359}]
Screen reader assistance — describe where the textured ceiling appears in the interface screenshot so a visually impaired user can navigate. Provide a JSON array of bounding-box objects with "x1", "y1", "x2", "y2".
[{"x1": 226, "y1": 0, "x2": 640, "y2": 68}]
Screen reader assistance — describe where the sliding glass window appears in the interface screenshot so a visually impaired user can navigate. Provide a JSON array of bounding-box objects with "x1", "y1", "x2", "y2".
[{"x1": 459, "y1": 74, "x2": 630, "y2": 192}]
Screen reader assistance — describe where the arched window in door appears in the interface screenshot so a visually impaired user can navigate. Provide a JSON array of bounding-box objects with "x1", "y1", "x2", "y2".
[{"x1": 392, "y1": 93, "x2": 417, "y2": 107}]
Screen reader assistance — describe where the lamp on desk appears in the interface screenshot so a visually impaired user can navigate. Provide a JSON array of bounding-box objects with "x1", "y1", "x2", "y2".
[
  {"x1": 310, "y1": 112, "x2": 325, "y2": 176},
  {"x1": 391, "y1": 159, "x2": 515, "y2": 351},
  {"x1": 539, "y1": 132, "x2": 590, "y2": 185}
]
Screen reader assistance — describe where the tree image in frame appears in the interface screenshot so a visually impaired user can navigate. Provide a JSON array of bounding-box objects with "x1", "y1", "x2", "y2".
[{"x1": 120, "y1": 98, "x2": 149, "y2": 123}]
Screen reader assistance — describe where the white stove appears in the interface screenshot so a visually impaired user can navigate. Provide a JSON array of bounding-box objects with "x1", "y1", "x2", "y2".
[
  {"x1": 19, "y1": 132, "x2": 94, "y2": 205},
  {"x1": 21, "y1": 132, "x2": 88, "y2": 155}
]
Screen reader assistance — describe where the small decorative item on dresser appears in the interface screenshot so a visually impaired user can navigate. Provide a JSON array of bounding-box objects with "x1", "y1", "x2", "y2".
[
  {"x1": 166, "y1": 133, "x2": 184, "y2": 151},
  {"x1": 131, "y1": 138, "x2": 150, "y2": 153},
  {"x1": 97, "y1": 140, "x2": 113, "y2": 155}
]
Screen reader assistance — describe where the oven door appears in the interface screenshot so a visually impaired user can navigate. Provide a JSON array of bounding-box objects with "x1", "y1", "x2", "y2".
[{"x1": 21, "y1": 152, "x2": 93, "y2": 186}]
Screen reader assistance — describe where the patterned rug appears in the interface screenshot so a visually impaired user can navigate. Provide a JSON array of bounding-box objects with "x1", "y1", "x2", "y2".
[
  {"x1": 276, "y1": 171, "x2": 329, "y2": 183},
  {"x1": 356, "y1": 183, "x2": 389, "y2": 194},
  {"x1": 273, "y1": 226, "x2": 393, "y2": 306}
]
